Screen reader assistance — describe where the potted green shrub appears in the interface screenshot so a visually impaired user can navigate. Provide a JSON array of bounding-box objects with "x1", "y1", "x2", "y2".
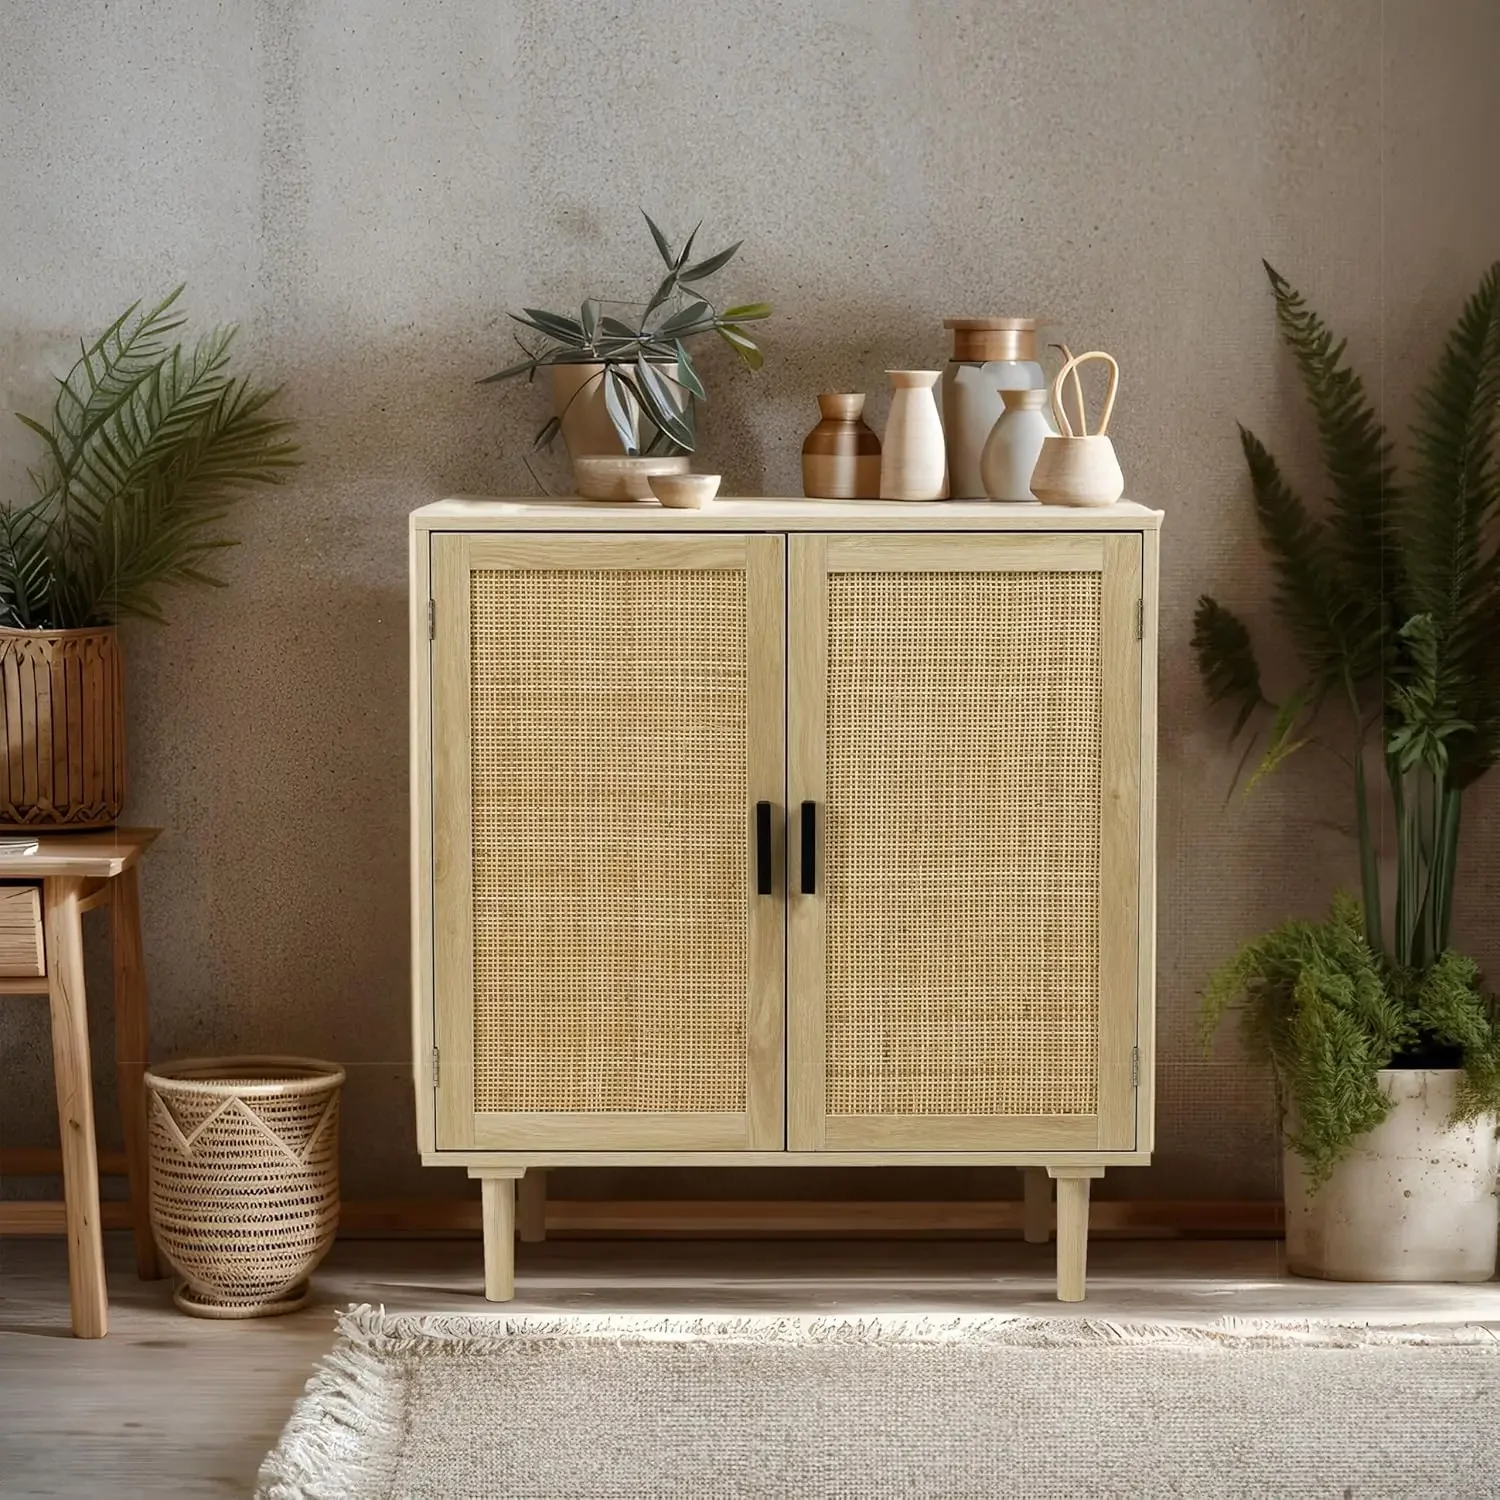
[
  {"x1": 2, "y1": 289, "x2": 298, "y2": 827},
  {"x1": 483, "y1": 212, "x2": 769, "y2": 495},
  {"x1": 1194, "y1": 259, "x2": 1500, "y2": 1281}
]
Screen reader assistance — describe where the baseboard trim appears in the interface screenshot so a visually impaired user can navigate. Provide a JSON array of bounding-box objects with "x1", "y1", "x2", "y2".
[{"x1": 1, "y1": 1147, "x2": 1284, "y2": 1240}]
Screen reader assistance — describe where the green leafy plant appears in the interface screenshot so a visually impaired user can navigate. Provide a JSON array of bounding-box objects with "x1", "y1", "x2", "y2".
[
  {"x1": 3, "y1": 288, "x2": 299, "y2": 629},
  {"x1": 1194, "y1": 259, "x2": 1500, "y2": 1174},
  {"x1": 481, "y1": 211, "x2": 771, "y2": 456},
  {"x1": 1202, "y1": 894, "x2": 1500, "y2": 1186}
]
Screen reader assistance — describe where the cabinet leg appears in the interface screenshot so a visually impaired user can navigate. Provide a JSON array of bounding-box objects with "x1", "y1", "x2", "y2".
[
  {"x1": 480, "y1": 1176, "x2": 517, "y2": 1301},
  {"x1": 1022, "y1": 1168, "x2": 1051, "y2": 1244},
  {"x1": 518, "y1": 1169, "x2": 548, "y2": 1243},
  {"x1": 1048, "y1": 1167, "x2": 1104, "y2": 1303}
]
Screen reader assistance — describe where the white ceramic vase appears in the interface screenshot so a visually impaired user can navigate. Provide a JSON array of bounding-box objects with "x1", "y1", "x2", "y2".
[
  {"x1": 979, "y1": 388, "x2": 1055, "y2": 502},
  {"x1": 879, "y1": 371, "x2": 948, "y2": 501},
  {"x1": 1283, "y1": 1069, "x2": 1499, "y2": 1282}
]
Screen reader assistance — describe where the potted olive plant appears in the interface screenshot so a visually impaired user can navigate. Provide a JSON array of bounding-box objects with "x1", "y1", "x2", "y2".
[
  {"x1": 2, "y1": 289, "x2": 298, "y2": 827},
  {"x1": 483, "y1": 212, "x2": 769, "y2": 494},
  {"x1": 1194, "y1": 260, "x2": 1500, "y2": 1280}
]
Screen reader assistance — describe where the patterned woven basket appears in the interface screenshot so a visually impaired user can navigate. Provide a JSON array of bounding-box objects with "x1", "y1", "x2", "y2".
[
  {"x1": 145, "y1": 1056, "x2": 344, "y2": 1319},
  {"x1": 0, "y1": 627, "x2": 125, "y2": 829}
]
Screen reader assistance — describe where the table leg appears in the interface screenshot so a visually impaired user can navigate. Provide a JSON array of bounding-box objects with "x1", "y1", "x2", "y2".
[
  {"x1": 112, "y1": 864, "x2": 163, "y2": 1281},
  {"x1": 45, "y1": 876, "x2": 108, "y2": 1338}
]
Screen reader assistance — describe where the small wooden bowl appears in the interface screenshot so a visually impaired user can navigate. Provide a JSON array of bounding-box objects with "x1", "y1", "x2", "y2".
[{"x1": 649, "y1": 473, "x2": 722, "y2": 510}]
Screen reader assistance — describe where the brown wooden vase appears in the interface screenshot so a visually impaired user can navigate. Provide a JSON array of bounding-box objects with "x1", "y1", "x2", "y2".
[
  {"x1": 801, "y1": 393, "x2": 882, "y2": 499},
  {"x1": 0, "y1": 627, "x2": 124, "y2": 829}
]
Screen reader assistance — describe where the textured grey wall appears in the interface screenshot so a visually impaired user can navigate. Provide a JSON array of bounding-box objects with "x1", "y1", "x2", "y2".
[{"x1": 3, "y1": 0, "x2": 1498, "y2": 1207}]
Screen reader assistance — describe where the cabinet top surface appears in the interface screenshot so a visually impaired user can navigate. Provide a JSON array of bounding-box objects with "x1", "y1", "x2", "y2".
[{"x1": 412, "y1": 495, "x2": 1164, "y2": 532}]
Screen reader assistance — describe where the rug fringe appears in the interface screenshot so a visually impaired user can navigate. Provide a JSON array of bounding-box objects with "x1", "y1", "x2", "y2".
[
  {"x1": 332, "y1": 1303, "x2": 1500, "y2": 1353},
  {"x1": 255, "y1": 1328, "x2": 408, "y2": 1499}
]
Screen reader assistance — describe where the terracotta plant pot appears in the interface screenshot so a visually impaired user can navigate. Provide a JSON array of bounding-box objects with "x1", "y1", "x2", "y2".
[
  {"x1": 0, "y1": 627, "x2": 124, "y2": 829},
  {"x1": 1283, "y1": 1069, "x2": 1499, "y2": 1282}
]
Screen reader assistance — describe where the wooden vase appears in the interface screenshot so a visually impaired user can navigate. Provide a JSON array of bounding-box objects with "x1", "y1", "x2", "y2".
[
  {"x1": 878, "y1": 371, "x2": 949, "y2": 501},
  {"x1": 0, "y1": 627, "x2": 124, "y2": 829},
  {"x1": 801, "y1": 393, "x2": 881, "y2": 499}
]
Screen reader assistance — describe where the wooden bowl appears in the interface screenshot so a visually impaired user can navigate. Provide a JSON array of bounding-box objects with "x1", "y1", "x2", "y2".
[
  {"x1": 573, "y1": 455, "x2": 690, "y2": 501},
  {"x1": 649, "y1": 473, "x2": 722, "y2": 510}
]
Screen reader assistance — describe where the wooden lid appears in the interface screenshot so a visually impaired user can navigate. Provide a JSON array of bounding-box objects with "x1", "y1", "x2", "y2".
[{"x1": 943, "y1": 317, "x2": 1041, "y2": 362}]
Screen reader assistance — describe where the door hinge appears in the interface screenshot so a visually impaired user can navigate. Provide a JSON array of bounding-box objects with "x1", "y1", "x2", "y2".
[
  {"x1": 1134, "y1": 598, "x2": 1144, "y2": 640},
  {"x1": 1131, "y1": 1046, "x2": 1140, "y2": 1088},
  {"x1": 431, "y1": 1046, "x2": 441, "y2": 1087},
  {"x1": 427, "y1": 598, "x2": 436, "y2": 640}
]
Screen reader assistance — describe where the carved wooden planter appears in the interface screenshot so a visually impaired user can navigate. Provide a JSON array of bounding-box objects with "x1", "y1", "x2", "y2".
[{"x1": 0, "y1": 627, "x2": 124, "y2": 829}]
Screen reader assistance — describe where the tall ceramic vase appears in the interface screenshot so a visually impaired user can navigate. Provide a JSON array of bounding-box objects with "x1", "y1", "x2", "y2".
[{"x1": 879, "y1": 371, "x2": 948, "y2": 500}]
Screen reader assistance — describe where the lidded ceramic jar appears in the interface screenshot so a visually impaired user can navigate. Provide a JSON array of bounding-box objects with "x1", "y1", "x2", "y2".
[{"x1": 941, "y1": 318, "x2": 1046, "y2": 498}]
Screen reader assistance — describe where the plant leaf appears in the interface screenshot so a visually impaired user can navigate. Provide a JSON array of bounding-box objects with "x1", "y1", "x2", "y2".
[
  {"x1": 680, "y1": 242, "x2": 742, "y2": 282},
  {"x1": 603, "y1": 367, "x2": 640, "y2": 454},
  {"x1": 517, "y1": 308, "x2": 586, "y2": 343},
  {"x1": 1264, "y1": 261, "x2": 1398, "y2": 690},
  {"x1": 674, "y1": 342, "x2": 707, "y2": 402},
  {"x1": 642, "y1": 211, "x2": 674, "y2": 267},
  {"x1": 479, "y1": 357, "x2": 539, "y2": 384},
  {"x1": 716, "y1": 324, "x2": 764, "y2": 371},
  {"x1": 657, "y1": 300, "x2": 714, "y2": 338},
  {"x1": 634, "y1": 358, "x2": 694, "y2": 450},
  {"x1": 673, "y1": 221, "x2": 702, "y2": 271},
  {"x1": 531, "y1": 414, "x2": 563, "y2": 451},
  {"x1": 643, "y1": 272, "x2": 679, "y2": 322},
  {"x1": 722, "y1": 303, "x2": 772, "y2": 322},
  {"x1": 579, "y1": 299, "x2": 598, "y2": 342},
  {"x1": 1245, "y1": 686, "x2": 1314, "y2": 794},
  {"x1": 1239, "y1": 424, "x2": 1348, "y2": 692}
]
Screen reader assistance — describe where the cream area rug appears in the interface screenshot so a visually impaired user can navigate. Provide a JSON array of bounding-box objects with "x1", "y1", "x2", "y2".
[{"x1": 258, "y1": 1308, "x2": 1500, "y2": 1499}]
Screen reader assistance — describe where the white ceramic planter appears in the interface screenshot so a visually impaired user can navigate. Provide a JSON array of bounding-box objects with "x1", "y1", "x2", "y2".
[{"x1": 1283, "y1": 1069, "x2": 1499, "y2": 1282}]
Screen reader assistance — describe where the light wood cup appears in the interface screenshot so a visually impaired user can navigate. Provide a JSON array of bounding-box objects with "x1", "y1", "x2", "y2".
[{"x1": 649, "y1": 473, "x2": 721, "y2": 510}]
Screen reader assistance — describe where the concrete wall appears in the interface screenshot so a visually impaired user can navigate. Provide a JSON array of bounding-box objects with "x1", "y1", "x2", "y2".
[{"x1": 3, "y1": 0, "x2": 1498, "y2": 1207}]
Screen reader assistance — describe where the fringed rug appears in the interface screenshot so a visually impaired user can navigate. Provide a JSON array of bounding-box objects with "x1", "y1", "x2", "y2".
[{"x1": 258, "y1": 1309, "x2": 1500, "y2": 1498}]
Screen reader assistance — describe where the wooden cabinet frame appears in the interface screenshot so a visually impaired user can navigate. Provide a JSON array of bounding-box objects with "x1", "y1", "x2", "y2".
[{"x1": 411, "y1": 499, "x2": 1162, "y2": 1301}]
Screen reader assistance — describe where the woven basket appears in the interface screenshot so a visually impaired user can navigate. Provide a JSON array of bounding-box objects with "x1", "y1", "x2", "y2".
[
  {"x1": 0, "y1": 627, "x2": 124, "y2": 829},
  {"x1": 145, "y1": 1056, "x2": 344, "y2": 1319}
]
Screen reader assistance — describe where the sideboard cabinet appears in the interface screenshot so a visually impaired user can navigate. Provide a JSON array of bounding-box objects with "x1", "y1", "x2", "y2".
[{"x1": 410, "y1": 497, "x2": 1161, "y2": 1301}]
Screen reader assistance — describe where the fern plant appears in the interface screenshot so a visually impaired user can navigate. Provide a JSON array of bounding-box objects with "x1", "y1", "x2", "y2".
[
  {"x1": 3, "y1": 288, "x2": 299, "y2": 630},
  {"x1": 1195, "y1": 259, "x2": 1500, "y2": 1172}
]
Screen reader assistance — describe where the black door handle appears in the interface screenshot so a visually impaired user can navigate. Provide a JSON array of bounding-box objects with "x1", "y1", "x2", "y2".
[
  {"x1": 800, "y1": 800, "x2": 817, "y2": 895},
  {"x1": 754, "y1": 801, "x2": 773, "y2": 895}
]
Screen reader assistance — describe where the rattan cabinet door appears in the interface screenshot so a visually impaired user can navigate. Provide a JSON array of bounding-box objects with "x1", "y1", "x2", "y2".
[
  {"x1": 787, "y1": 533, "x2": 1143, "y2": 1153},
  {"x1": 429, "y1": 534, "x2": 786, "y2": 1151}
]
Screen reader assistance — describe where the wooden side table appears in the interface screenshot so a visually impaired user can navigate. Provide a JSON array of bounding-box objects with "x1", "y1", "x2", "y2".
[{"x1": 0, "y1": 829, "x2": 165, "y2": 1337}]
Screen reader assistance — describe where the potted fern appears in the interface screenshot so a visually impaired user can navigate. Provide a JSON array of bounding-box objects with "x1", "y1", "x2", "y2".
[
  {"x1": 1194, "y1": 261, "x2": 1500, "y2": 1281},
  {"x1": 2, "y1": 290, "x2": 298, "y2": 827}
]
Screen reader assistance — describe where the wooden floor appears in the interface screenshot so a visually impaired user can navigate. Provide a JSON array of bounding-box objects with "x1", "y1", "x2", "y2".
[{"x1": 3, "y1": 1232, "x2": 1498, "y2": 1497}]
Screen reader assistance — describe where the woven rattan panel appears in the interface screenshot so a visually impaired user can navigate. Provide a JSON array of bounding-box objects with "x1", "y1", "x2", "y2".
[
  {"x1": 470, "y1": 568, "x2": 748, "y2": 1113},
  {"x1": 825, "y1": 570, "x2": 1102, "y2": 1117}
]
